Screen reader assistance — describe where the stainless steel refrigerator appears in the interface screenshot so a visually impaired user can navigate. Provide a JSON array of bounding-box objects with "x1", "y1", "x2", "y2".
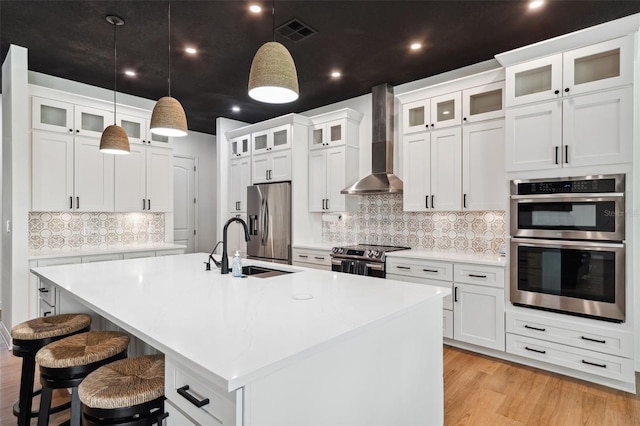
[{"x1": 246, "y1": 182, "x2": 292, "y2": 264}]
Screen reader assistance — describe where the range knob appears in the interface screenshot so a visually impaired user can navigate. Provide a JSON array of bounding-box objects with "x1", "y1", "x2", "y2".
[
  {"x1": 338, "y1": 248, "x2": 345, "y2": 254},
  {"x1": 367, "y1": 250, "x2": 375, "y2": 258},
  {"x1": 373, "y1": 250, "x2": 381, "y2": 258}
]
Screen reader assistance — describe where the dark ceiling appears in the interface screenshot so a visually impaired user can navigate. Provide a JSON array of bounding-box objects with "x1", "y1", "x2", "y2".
[{"x1": 2, "y1": 1, "x2": 640, "y2": 135}]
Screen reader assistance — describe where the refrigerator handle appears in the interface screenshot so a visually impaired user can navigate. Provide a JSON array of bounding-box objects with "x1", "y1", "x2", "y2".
[
  {"x1": 260, "y1": 197, "x2": 268, "y2": 245},
  {"x1": 249, "y1": 215, "x2": 258, "y2": 236}
]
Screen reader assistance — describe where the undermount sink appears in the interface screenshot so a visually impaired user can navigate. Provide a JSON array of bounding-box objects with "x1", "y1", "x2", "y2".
[{"x1": 242, "y1": 265, "x2": 294, "y2": 278}]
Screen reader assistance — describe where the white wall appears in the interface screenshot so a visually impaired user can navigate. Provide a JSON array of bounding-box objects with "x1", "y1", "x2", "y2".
[
  {"x1": 1, "y1": 45, "x2": 29, "y2": 339},
  {"x1": 172, "y1": 130, "x2": 217, "y2": 252}
]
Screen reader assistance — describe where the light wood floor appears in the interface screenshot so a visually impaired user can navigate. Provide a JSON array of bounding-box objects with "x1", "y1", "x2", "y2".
[{"x1": 2, "y1": 340, "x2": 640, "y2": 425}]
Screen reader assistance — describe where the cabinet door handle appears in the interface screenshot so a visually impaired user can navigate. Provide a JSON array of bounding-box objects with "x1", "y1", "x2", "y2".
[
  {"x1": 564, "y1": 145, "x2": 568, "y2": 164},
  {"x1": 176, "y1": 385, "x2": 210, "y2": 408},
  {"x1": 43, "y1": 311, "x2": 52, "y2": 317},
  {"x1": 524, "y1": 324, "x2": 546, "y2": 332},
  {"x1": 70, "y1": 196, "x2": 73, "y2": 209},
  {"x1": 143, "y1": 199, "x2": 146, "y2": 210},
  {"x1": 425, "y1": 196, "x2": 429, "y2": 209},
  {"x1": 396, "y1": 266, "x2": 411, "y2": 270},
  {"x1": 325, "y1": 198, "x2": 329, "y2": 210},
  {"x1": 266, "y1": 170, "x2": 269, "y2": 180},
  {"x1": 431, "y1": 195, "x2": 435, "y2": 209},
  {"x1": 148, "y1": 199, "x2": 151, "y2": 210},
  {"x1": 554, "y1": 89, "x2": 560, "y2": 95},
  {"x1": 581, "y1": 336, "x2": 606, "y2": 344},
  {"x1": 314, "y1": 256, "x2": 325, "y2": 260},
  {"x1": 422, "y1": 269, "x2": 438, "y2": 273},
  {"x1": 298, "y1": 254, "x2": 308, "y2": 258},
  {"x1": 468, "y1": 274, "x2": 487, "y2": 278},
  {"x1": 76, "y1": 196, "x2": 79, "y2": 209},
  {"x1": 564, "y1": 87, "x2": 570, "y2": 93},
  {"x1": 463, "y1": 193, "x2": 467, "y2": 209},
  {"x1": 554, "y1": 146, "x2": 559, "y2": 164},
  {"x1": 525, "y1": 346, "x2": 546, "y2": 355},
  {"x1": 582, "y1": 360, "x2": 606, "y2": 369},
  {"x1": 454, "y1": 286, "x2": 458, "y2": 302},
  {"x1": 321, "y1": 199, "x2": 325, "y2": 210},
  {"x1": 38, "y1": 288, "x2": 49, "y2": 293}
]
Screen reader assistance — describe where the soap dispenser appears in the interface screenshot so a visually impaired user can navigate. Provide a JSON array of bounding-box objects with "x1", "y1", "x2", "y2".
[{"x1": 232, "y1": 250, "x2": 242, "y2": 277}]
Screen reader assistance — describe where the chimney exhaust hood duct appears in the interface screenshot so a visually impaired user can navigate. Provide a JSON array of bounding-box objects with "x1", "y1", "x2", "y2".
[{"x1": 341, "y1": 83, "x2": 403, "y2": 195}]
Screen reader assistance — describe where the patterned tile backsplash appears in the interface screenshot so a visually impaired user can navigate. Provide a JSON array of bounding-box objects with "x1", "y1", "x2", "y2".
[
  {"x1": 29, "y1": 212, "x2": 165, "y2": 254},
  {"x1": 322, "y1": 194, "x2": 506, "y2": 255}
]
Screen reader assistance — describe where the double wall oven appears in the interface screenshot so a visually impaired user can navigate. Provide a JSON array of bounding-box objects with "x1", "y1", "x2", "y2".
[{"x1": 510, "y1": 174, "x2": 626, "y2": 322}]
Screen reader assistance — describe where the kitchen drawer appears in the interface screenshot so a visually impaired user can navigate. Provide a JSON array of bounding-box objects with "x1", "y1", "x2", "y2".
[
  {"x1": 292, "y1": 248, "x2": 331, "y2": 267},
  {"x1": 506, "y1": 333, "x2": 635, "y2": 382},
  {"x1": 443, "y1": 309, "x2": 453, "y2": 339},
  {"x1": 454, "y1": 263, "x2": 504, "y2": 288},
  {"x1": 165, "y1": 400, "x2": 197, "y2": 425},
  {"x1": 156, "y1": 249, "x2": 185, "y2": 257},
  {"x1": 165, "y1": 359, "x2": 235, "y2": 426},
  {"x1": 386, "y1": 258, "x2": 453, "y2": 282},
  {"x1": 38, "y1": 280, "x2": 56, "y2": 306},
  {"x1": 82, "y1": 253, "x2": 123, "y2": 263},
  {"x1": 506, "y1": 310, "x2": 633, "y2": 358},
  {"x1": 387, "y1": 273, "x2": 453, "y2": 310},
  {"x1": 123, "y1": 251, "x2": 157, "y2": 259}
]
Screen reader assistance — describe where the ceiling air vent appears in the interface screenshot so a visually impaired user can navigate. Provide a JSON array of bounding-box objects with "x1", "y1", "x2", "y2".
[{"x1": 275, "y1": 18, "x2": 317, "y2": 42}]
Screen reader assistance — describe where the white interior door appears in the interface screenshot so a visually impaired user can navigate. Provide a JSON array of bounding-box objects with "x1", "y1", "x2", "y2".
[{"x1": 173, "y1": 156, "x2": 196, "y2": 253}]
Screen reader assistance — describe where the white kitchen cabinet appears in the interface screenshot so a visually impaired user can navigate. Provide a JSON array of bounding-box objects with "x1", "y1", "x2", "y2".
[
  {"x1": 32, "y1": 131, "x2": 114, "y2": 212},
  {"x1": 506, "y1": 87, "x2": 631, "y2": 171},
  {"x1": 453, "y1": 282, "x2": 505, "y2": 351},
  {"x1": 291, "y1": 247, "x2": 331, "y2": 270},
  {"x1": 252, "y1": 150, "x2": 291, "y2": 184},
  {"x1": 309, "y1": 119, "x2": 345, "y2": 150},
  {"x1": 462, "y1": 120, "x2": 506, "y2": 210},
  {"x1": 230, "y1": 134, "x2": 251, "y2": 158},
  {"x1": 403, "y1": 127, "x2": 462, "y2": 212},
  {"x1": 118, "y1": 113, "x2": 172, "y2": 147},
  {"x1": 402, "y1": 91, "x2": 461, "y2": 134},
  {"x1": 32, "y1": 96, "x2": 111, "y2": 138},
  {"x1": 308, "y1": 146, "x2": 358, "y2": 212},
  {"x1": 506, "y1": 35, "x2": 633, "y2": 107},
  {"x1": 114, "y1": 145, "x2": 173, "y2": 212},
  {"x1": 252, "y1": 124, "x2": 291, "y2": 154},
  {"x1": 229, "y1": 156, "x2": 252, "y2": 212},
  {"x1": 462, "y1": 81, "x2": 504, "y2": 123}
]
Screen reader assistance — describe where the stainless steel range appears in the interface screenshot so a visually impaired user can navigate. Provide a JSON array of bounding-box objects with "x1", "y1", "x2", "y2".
[{"x1": 331, "y1": 244, "x2": 411, "y2": 278}]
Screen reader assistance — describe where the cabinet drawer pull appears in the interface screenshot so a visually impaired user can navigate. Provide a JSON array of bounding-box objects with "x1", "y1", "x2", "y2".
[
  {"x1": 43, "y1": 311, "x2": 52, "y2": 317},
  {"x1": 524, "y1": 324, "x2": 546, "y2": 332},
  {"x1": 525, "y1": 346, "x2": 546, "y2": 354},
  {"x1": 38, "y1": 288, "x2": 49, "y2": 293},
  {"x1": 298, "y1": 254, "x2": 308, "y2": 258},
  {"x1": 468, "y1": 274, "x2": 487, "y2": 278},
  {"x1": 581, "y1": 336, "x2": 606, "y2": 344},
  {"x1": 582, "y1": 360, "x2": 606, "y2": 369},
  {"x1": 422, "y1": 268, "x2": 438, "y2": 273},
  {"x1": 396, "y1": 266, "x2": 411, "y2": 270},
  {"x1": 314, "y1": 256, "x2": 325, "y2": 260},
  {"x1": 176, "y1": 385, "x2": 210, "y2": 408}
]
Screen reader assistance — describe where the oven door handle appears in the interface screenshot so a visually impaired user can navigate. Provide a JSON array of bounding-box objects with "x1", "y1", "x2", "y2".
[
  {"x1": 512, "y1": 238, "x2": 624, "y2": 249},
  {"x1": 510, "y1": 193, "x2": 624, "y2": 201}
]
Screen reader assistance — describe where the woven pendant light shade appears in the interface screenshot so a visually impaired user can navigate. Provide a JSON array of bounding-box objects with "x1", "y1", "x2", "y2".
[
  {"x1": 100, "y1": 124, "x2": 130, "y2": 155},
  {"x1": 150, "y1": 96, "x2": 188, "y2": 137},
  {"x1": 248, "y1": 41, "x2": 299, "y2": 104}
]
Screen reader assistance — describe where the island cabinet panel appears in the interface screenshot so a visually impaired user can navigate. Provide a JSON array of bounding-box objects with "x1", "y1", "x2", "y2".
[{"x1": 242, "y1": 300, "x2": 444, "y2": 426}]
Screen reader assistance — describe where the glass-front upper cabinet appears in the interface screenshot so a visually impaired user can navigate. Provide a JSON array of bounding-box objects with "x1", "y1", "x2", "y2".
[
  {"x1": 117, "y1": 114, "x2": 146, "y2": 144},
  {"x1": 430, "y1": 92, "x2": 462, "y2": 129},
  {"x1": 73, "y1": 106, "x2": 111, "y2": 139},
  {"x1": 32, "y1": 97, "x2": 74, "y2": 133},
  {"x1": 402, "y1": 99, "x2": 430, "y2": 134},
  {"x1": 462, "y1": 81, "x2": 504, "y2": 123},
  {"x1": 252, "y1": 124, "x2": 291, "y2": 154},
  {"x1": 230, "y1": 135, "x2": 251, "y2": 158},
  {"x1": 506, "y1": 35, "x2": 632, "y2": 107},
  {"x1": 310, "y1": 119, "x2": 345, "y2": 150}
]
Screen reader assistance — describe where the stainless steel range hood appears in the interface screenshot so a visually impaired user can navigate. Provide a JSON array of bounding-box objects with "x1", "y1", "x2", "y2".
[{"x1": 341, "y1": 83, "x2": 403, "y2": 194}]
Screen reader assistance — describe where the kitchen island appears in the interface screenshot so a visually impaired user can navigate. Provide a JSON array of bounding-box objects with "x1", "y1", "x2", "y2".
[{"x1": 31, "y1": 253, "x2": 448, "y2": 425}]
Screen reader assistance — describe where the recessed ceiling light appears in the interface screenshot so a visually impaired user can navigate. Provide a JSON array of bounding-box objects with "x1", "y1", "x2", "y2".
[
  {"x1": 232, "y1": 106, "x2": 241, "y2": 112},
  {"x1": 185, "y1": 47, "x2": 197, "y2": 55},
  {"x1": 529, "y1": 0, "x2": 544, "y2": 9},
  {"x1": 410, "y1": 42, "x2": 422, "y2": 50},
  {"x1": 330, "y1": 71, "x2": 341, "y2": 78},
  {"x1": 249, "y1": 4, "x2": 261, "y2": 13},
  {"x1": 125, "y1": 70, "x2": 136, "y2": 77}
]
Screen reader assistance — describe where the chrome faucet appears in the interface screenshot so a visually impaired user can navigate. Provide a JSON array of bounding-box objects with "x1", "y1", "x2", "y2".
[{"x1": 221, "y1": 217, "x2": 251, "y2": 274}]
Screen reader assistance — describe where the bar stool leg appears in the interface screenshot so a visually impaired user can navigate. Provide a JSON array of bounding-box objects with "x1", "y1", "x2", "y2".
[
  {"x1": 37, "y1": 387, "x2": 53, "y2": 426},
  {"x1": 17, "y1": 354, "x2": 36, "y2": 426},
  {"x1": 70, "y1": 388, "x2": 81, "y2": 426}
]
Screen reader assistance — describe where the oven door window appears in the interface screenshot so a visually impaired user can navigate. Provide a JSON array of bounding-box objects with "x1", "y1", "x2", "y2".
[
  {"x1": 518, "y1": 201, "x2": 616, "y2": 232},
  {"x1": 517, "y1": 245, "x2": 616, "y2": 302}
]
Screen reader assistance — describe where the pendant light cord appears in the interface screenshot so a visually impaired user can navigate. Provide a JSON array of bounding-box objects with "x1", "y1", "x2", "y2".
[
  {"x1": 168, "y1": 0, "x2": 172, "y2": 97},
  {"x1": 113, "y1": 19, "x2": 117, "y2": 124}
]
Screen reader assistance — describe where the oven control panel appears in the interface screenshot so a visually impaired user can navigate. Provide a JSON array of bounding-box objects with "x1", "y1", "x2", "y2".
[
  {"x1": 331, "y1": 247, "x2": 383, "y2": 259},
  {"x1": 513, "y1": 175, "x2": 623, "y2": 195}
]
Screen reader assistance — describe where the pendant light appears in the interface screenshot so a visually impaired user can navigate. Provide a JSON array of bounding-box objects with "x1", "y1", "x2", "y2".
[
  {"x1": 100, "y1": 15, "x2": 130, "y2": 155},
  {"x1": 248, "y1": 0, "x2": 299, "y2": 103},
  {"x1": 150, "y1": 0, "x2": 188, "y2": 137}
]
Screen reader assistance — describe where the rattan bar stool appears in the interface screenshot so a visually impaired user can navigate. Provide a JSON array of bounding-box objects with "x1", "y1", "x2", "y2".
[
  {"x1": 10, "y1": 313, "x2": 92, "y2": 426},
  {"x1": 79, "y1": 354, "x2": 167, "y2": 425},
  {"x1": 36, "y1": 330, "x2": 130, "y2": 426}
]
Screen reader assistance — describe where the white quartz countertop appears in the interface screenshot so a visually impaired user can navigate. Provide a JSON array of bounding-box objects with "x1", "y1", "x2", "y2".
[
  {"x1": 31, "y1": 253, "x2": 448, "y2": 391},
  {"x1": 386, "y1": 249, "x2": 507, "y2": 267},
  {"x1": 29, "y1": 243, "x2": 186, "y2": 260}
]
